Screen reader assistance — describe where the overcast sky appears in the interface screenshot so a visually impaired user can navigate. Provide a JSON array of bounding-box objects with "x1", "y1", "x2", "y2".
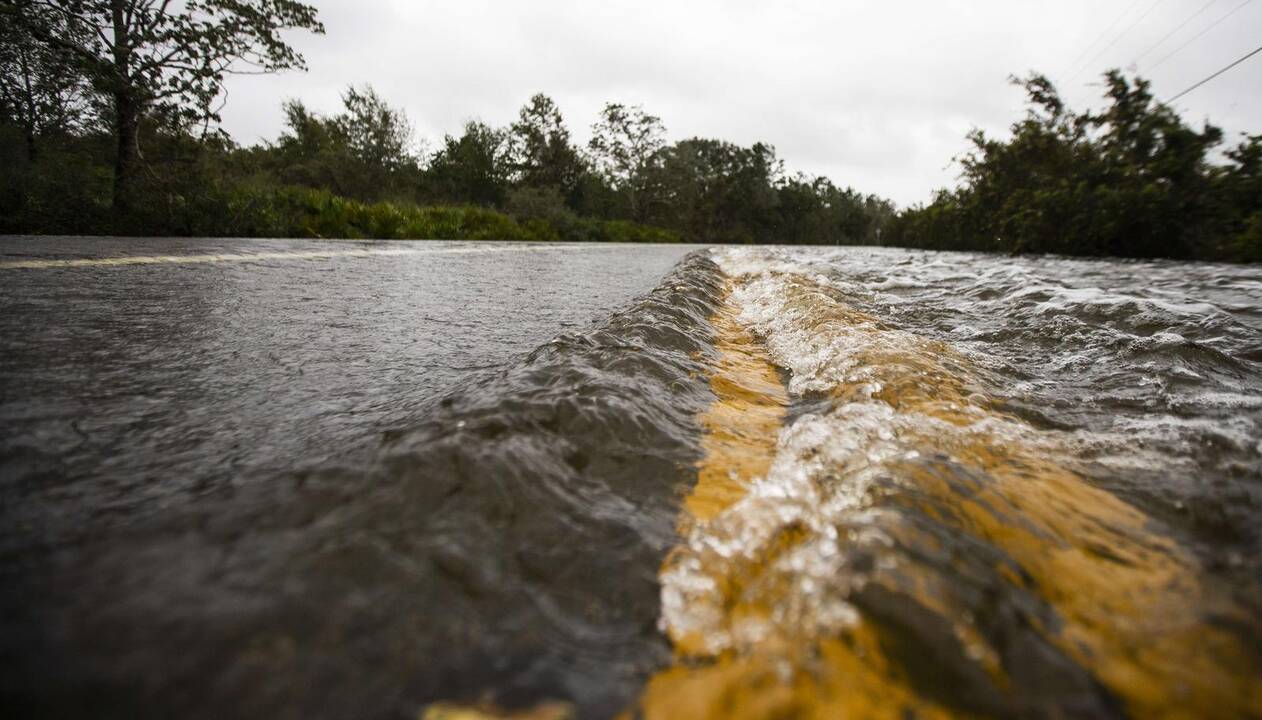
[{"x1": 219, "y1": 0, "x2": 1262, "y2": 207}]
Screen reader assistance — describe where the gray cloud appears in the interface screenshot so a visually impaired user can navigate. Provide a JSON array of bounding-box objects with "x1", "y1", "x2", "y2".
[{"x1": 220, "y1": 0, "x2": 1262, "y2": 206}]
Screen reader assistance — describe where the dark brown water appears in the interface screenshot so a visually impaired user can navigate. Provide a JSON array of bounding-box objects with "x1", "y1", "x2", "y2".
[{"x1": 1, "y1": 242, "x2": 1259, "y2": 719}]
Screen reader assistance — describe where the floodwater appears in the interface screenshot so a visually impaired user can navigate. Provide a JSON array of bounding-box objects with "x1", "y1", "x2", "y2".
[
  {"x1": 1, "y1": 241, "x2": 1260, "y2": 719},
  {"x1": 0, "y1": 238, "x2": 692, "y2": 554}
]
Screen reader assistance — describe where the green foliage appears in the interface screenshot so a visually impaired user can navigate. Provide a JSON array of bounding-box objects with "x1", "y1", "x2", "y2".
[
  {"x1": 2, "y1": 0, "x2": 324, "y2": 125},
  {"x1": 891, "y1": 71, "x2": 1261, "y2": 261},
  {"x1": 0, "y1": 125, "x2": 111, "y2": 233},
  {"x1": 0, "y1": 6, "x2": 94, "y2": 160},
  {"x1": 507, "y1": 93, "x2": 586, "y2": 200},
  {"x1": 276, "y1": 190, "x2": 518, "y2": 241},
  {"x1": 588, "y1": 103, "x2": 667, "y2": 221},
  {"x1": 650, "y1": 138, "x2": 783, "y2": 244},
  {"x1": 333, "y1": 85, "x2": 417, "y2": 173},
  {"x1": 258, "y1": 187, "x2": 678, "y2": 243},
  {"x1": 1, "y1": 0, "x2": 324, "y2": 214},
  {"x1": 425, "y1": 121, "x2": 512, "y2": 207},
  {"x1": 775, "y1": 174, "x2": 894, "y2": 246},
  {"x1": 0, "y1": 68, "x2": 891, "y2": 247},
  {"x1": 3, "y1": 4, "x2": 1252, "y2": 261},
  {"x1": 267, "y1": 86, "x2": 419, "y2": 201}
]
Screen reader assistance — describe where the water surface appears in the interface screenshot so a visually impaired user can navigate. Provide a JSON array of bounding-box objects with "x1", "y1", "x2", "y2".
[{"x1": 2, "y1": 242, "x2": 1259, "y2": 719}]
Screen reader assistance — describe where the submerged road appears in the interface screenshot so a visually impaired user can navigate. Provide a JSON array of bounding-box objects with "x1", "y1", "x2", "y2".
[
  {"x1": 0, "y1": 237, "x2": 700, "y2": 718},
  {"x1": 0, "y1": 237, "x2": 695, "y2": 559},
  {"x1": 3, "y1": 239, "x2": 1261, "y2": 719}
]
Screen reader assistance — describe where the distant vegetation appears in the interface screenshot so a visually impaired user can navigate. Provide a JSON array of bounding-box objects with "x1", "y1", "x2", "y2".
[
  {"x1": 0, "y1": 2, "x2": 890, "y2": 246},
  {"x1": 0, "y1": 2, "x2": 1257, "y2": 260},
  {"x1": 891, "y1": 72, "x2": 1262, "y2": 262}
]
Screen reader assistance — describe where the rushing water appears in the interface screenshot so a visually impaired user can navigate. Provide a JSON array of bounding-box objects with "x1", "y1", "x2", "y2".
[
  {"x1": 647, "y1": 247, "x2": 1262, "y2": 719},
  {"x1": 4, "y1": 245, "x2": 1261, "y2": 719}
]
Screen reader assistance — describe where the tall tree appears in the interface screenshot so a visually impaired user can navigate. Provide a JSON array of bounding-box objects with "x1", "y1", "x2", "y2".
[
  {"x1": 333, "y1": 84, "x2": 416, "y2": 173},
  {"x1": 426, "y1": 120, "x2": 512, "y2": 207},
  {"x1": 508, "y1": 93, "x2": 584, "y2": 197},
  {"x1": 657, "y1": 138, "x2": 782, "y2": 243},
  {"x1": 890, "y1": 71, "x2": 1257, "y2": 260},
  {"x1": 588, "y1": 102, "x2": 666, "y2": 221},
  {"x1": 0, "y1": 7, "x2": 94, "y2": 161},
  {"x1": 271, "y1": 85, "x2": 417, "y2": 200},
  {"x1": 0, "y1": 0, "x2": 323, "y2": 214}
]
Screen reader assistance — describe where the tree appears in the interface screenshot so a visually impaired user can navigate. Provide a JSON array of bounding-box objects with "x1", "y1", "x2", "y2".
[
  {"x1": 276, "y1": 98, "x2": 335, "y2": 158},
  {"x1": 0, "y1": 0, "x2": 324, "y2": 214},
  {"x1": 656, "y1": 138, "x2": 782, "y2": 243},
  {"x1": 891, "y1": 71, "x2": 1249, "y2": 260},
  {"x1": 507, "y1": 93, "x2": 584, "y2": 198},
  {"x1": 425, "y1": 120, "x2": 512, "y2": 207},
  {"x1": 588, "y1": 102, "x2": 666, "y2": 221},
  {"x1": 333, "y1": 84, "x2": 416, "y2": 173},
  {"x1": 1215, "y1": 134, "x2": 1262, "y2": 260},
  {"x1": 0, "y1": 8, "x2": 94, "y2": 161},
  {"x1": 774, "y1": 175, "x2": 891, "y2": 245},
  {"x1": 270, "y1": 98, "x2": 355, "y2": 195},
  {"x1": 269, "y1": 85, "x2": 418, "y2": 200}
]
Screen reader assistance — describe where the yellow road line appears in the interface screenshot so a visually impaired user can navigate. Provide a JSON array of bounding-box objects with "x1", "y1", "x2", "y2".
[
  {"x1": 632, "y1": 267, "x2": 1262, "y2": 719},
  {"x1": 0, "y1": 244, "x2": 616, "y2": 270},
  {"x1": 681, "y1": 288, "x2": 788, "y2": 527},
  {"x1": 636, "y1": 283, "x2": 957, "y2": 720}
]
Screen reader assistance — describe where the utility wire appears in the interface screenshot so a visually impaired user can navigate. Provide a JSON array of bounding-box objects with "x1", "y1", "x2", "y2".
[
  {"x1": 1132, "y1": 0, "x2": 1220, "y2": 64},
  {"x1": 1075, "y1": 0, "x2": 1169, "y2": 77},
  {"x1": 1065, "y1": 0, "x2": 1146, "y2": 77},
  {"x1": 1166, "y1": 42, "x2": 1262, "y2": 101},
  {"x1": 1148, "y1": 0, "x2": 1256, "y2": 71}
]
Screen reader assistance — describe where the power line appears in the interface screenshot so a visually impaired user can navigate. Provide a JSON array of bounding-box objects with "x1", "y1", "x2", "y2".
[
  {"x1": 1132, "y1": 0, "x2": 1220, "y2": 65},
  {"x1": 1166, "y1": 42, "x2": 1262, "y2": 102},
  {"x1": 1148, "y1": 0, "x2": 1256, "y2": 71},
  {"x1": 1065, "y1": 0, "x2": 1146, "y2": 77},
  {"x1": 1076, "y1": 0, "x2": 1169, "y2": 77}
]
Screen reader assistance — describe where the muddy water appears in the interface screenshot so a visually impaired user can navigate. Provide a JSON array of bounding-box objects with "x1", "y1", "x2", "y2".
[
  {"x1": 4, "y1": 245, "x2": 1260, "y2": 719},
  {"x1": 641, "y1": 247, "x2": 1262, "y2": 719}
]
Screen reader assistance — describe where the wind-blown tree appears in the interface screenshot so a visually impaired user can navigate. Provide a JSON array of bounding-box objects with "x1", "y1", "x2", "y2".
[
  {"x1": 1212, "y1": 134, "x2": 1262, "y2": 260},
  {"x1": 269, "y1": 100, "x2": 352, "y2": 198},
  {"x1": 507, "y1": 93, "x2": 585, "y2": 200},
  {"x1": 0, "y1": 0, "x2": 324, "y2": 214},
  {"x1": 891, "y1": 71, "x2": 1257, "y2": 260},
  {"x1": 272, "y1": 85, "x2": 417, "y2": 199},
  {"x1": 588, "y1": 102, "x2": 666, "y2": 221},
  {"x1": 425, "y1": 120, "x2": 512, "y2": 207},
  {"x1": 275, "y1": 98, "x2": 335, "y2": 160},
  {"x1": 333, "y1": 84, "x2": 417, "y2": 174},
  {"x1": 0, "y1": 8, "x2": 95, "y2": 161}
]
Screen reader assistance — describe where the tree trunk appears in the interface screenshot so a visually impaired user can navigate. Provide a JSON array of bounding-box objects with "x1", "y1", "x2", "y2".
[
  {"x1": 23, "y1": 128, "x2": 37, "y2": 163},
  {"x1": 109, "y1": 0, "x2": 135, "y2": 219},
  {"x1": 112, "y1": 89, "x2": 138, "y2": 216}
]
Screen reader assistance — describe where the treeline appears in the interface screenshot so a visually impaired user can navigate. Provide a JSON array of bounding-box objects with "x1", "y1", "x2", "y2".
[
  {"x1": 889, "y1": 72, "x2": 1262, "y2": 262},
  {"x1": 2, "y1": 2, "x2": 1258, "y2": 259},
  {"x1": 0, "y1": 83, "x2": 894, "y2": 245},
  {"x1": 0, "y1": 3, "x2": 892, "y2": 244}
]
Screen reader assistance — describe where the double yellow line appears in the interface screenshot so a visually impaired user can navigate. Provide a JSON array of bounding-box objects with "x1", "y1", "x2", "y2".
[
  {"x1": 631, "y1": 272, "x2": 1262, "y2": 719},
  {"x1": 633, "y1": 282, "x2": 954, "y2": 720},
  {"x1": 423, "y1": 263, "x2": 1260, "y2": 719}
]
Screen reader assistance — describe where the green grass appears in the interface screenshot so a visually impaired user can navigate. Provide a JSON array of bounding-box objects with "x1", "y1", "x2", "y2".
[{"x1": 241, "y1": 187, "x2": 682, "y2": 243}]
